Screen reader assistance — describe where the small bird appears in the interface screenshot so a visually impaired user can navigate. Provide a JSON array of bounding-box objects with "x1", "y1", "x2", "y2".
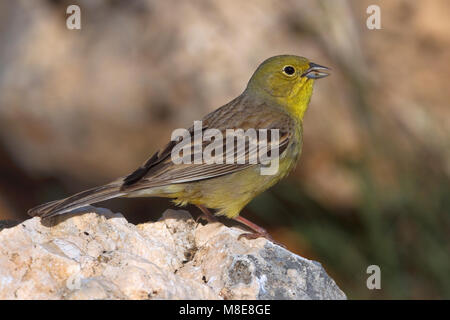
[{"x1": 28, "y1": 55, "x2": 329, "y2": 241}]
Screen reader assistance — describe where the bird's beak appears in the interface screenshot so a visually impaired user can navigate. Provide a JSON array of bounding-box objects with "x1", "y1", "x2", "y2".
[{"x1": 301, "y1": 62, "x2": 330, "y2": 79}]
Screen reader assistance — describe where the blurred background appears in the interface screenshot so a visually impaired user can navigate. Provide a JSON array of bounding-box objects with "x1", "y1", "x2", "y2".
[{"x1": 0, "y1": 0, "x2": 449, "y2": 299}]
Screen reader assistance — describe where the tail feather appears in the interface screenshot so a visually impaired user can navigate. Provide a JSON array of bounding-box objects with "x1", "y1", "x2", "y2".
[{"x1": 28, "y1": 182, "x2": 126, "y2": 218}]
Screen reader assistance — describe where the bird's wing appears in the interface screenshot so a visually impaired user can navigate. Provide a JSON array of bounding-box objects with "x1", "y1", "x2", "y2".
[{"x1": 121, "y1": 97, "x2": 296, "y2": 192}]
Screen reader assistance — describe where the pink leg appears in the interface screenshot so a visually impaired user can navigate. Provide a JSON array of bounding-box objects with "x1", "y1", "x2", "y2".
[
  {"x1": 233, "y1": 216, "x2": 274, "y2": 241},
  {"x1": 196, "y1": 205, "x2": 218, "y2": 223},
  {"x1": 233, "y1": 216, "x2": 285, "y2": 247}
]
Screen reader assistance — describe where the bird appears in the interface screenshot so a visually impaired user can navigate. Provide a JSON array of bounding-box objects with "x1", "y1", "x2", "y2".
[{"x1": 28, "y1": 55, "x2": 330, "y2": 241}]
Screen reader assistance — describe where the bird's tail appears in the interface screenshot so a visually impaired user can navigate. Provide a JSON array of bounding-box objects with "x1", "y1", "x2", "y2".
[{"x1": 28, "y1": 181, "x2": 126, "y2": 218}]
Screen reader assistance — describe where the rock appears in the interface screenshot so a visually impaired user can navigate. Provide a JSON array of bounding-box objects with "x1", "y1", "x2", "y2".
[{"x1": 0, "y1": 206, "x2": 346, "y2": 300}]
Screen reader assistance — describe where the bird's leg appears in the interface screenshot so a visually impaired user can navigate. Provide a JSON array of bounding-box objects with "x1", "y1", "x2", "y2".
[
  {"x1": 233, "y1": 216, "x2": 273, "y2": 241},
  {"x1": 196, "y1": 205, "x2": 218, "y2": 223},
  {"x1": 234, "y1": 216, "x2": 286, "y2": 247}
]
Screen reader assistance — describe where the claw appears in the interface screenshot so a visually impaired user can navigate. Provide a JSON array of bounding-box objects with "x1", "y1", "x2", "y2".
[
  {"x1": 195, "y1": 205, "x2": 218, "y2": 223},
  {"x1": 196, "y1": 213, "x2": 217, "y2": 223},
  {"x1": 237, "y1": 231, "x2": 286, "y2": 248}
]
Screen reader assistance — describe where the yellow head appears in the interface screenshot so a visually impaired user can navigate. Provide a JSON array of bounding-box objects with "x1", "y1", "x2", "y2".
[{"x1": 246, "y1": 55, "x2": 330, "y2": 120}]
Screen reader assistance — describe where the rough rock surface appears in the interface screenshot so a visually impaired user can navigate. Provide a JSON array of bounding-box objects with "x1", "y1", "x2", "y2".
[{"x1": 0, "y1": 207, "x2": 346, "y2": 300}]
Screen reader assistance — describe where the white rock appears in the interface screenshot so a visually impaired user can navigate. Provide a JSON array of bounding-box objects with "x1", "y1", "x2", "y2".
[{"x1": 0, "y1": 207, "x2": 346, "y2": 300}]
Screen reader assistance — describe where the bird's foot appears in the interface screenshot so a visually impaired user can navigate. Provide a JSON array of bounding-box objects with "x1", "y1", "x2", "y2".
[
  {"x1": 233, "y1": 215, "x2": 286, "y2": 248},
  {"x1": 195, "y1": 205, "x2": 218, "y2": 223},
  {"x1": 238, "y1": 231, "x2": 273, "y2": 241},
  {"x1": 195, "y1": 213, "x2": 218, "y2": 223},
  {"x1": 238, "y1": 231, "x2": 286, "y2": 248}
]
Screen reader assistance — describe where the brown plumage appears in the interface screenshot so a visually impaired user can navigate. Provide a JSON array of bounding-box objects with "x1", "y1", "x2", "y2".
[{"x1": 28, "y1": 94, "x2": 292, "y2": 218}]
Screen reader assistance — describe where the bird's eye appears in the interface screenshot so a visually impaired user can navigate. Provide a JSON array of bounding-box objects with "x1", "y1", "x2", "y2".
[{"x1": 283, "y1": 65, "x2": 296, "y2": 76}]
